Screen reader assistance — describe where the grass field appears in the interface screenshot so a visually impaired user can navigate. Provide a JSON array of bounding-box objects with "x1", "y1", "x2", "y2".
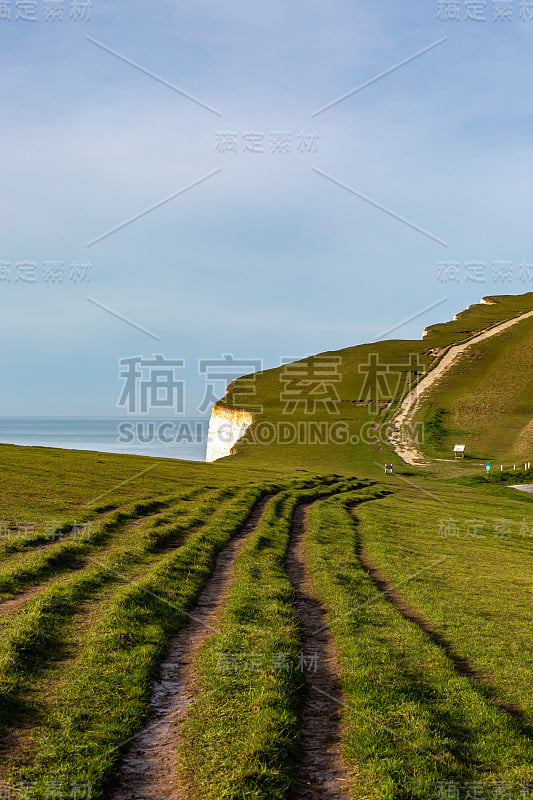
[{"x1": 0, "y1": 292, "x2": 531, "y2": 799}]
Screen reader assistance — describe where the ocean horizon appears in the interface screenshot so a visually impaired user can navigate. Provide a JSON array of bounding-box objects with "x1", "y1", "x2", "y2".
[{"x1": 0, "y1": 417, "x2": 210, "y2": 462}]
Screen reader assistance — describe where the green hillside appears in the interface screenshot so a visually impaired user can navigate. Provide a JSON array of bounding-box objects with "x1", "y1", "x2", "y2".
[
  {"x1": 416, "y1": 313, "x2": 533, "y2": 462},
  {"x1": 220, "y1": 292, "x2": 533, "y2": 476}
]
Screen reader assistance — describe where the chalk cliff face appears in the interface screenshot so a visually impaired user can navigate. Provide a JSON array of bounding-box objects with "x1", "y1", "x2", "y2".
[{"x1": 205, "y1": 405, "x2": 254, "y2": 462}]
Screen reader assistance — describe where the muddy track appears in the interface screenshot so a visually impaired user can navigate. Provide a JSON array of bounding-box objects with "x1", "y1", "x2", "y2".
[
  {"x1": 0, "y1": 502, "x2": 125, "y2": 562},
  {"x1": 110, "y1": 494, "x2": 274, "y2": 800},
  {"x1": 0, "y1": 585, "x2": 46, "y2": 617},
  {"x1": 0, "y1": 496, "x2": 181, "y2": 573},
  {"x1": 0, "y1": 508, "x2": 178, "y2": 620},
  {"x1": 352, "y1": 511, "x2": 528, "y2": 723},
  {"x1": 0, "y1": 502, "x2": 231, "y2": 777},
  {"x1": 0, "y1": 553, "x2": 113, "y2": 621},
  {"x1": 286, "y1": 504, "x2": 351, "y2": 800}
]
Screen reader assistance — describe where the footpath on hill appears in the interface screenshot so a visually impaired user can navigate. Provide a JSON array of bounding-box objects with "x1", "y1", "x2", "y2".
[{"x1": 391, "y1": 307, "x2": 533, "y2": 467}]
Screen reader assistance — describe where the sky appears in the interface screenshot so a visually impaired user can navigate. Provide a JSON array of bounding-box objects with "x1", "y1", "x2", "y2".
[{"x1": 1, "y1": 0, "x2": 533, "y2": 416}]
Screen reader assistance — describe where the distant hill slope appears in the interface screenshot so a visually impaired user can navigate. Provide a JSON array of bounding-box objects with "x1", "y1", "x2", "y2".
[
  {"x1": 413, "y1": 307, "x2": 533, "y2": 462},
  {"x1": 216, "y1": 293, "x2": 533, "y2": 477}
]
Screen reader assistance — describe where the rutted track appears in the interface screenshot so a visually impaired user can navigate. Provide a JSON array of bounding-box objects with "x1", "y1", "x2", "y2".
[
  {"x1": 110, "y1": 495, "x2": 274, "y2": 800},
  {"x1": 0, "y1": 585, "x2": 45, "y2": 617},
  {"x1": 351, "y1": 508, "x2": 530, "y2": 724},
  {"x1": 286, "y1": 503, "x2": 351, "y2": 800},
  {"x1": 0, "y1": 490, "x2": 222, "y2": 617},
  {"x1": 0, "y1": 516, "x2": 159, "y2": 620},
  {"x1": 0, "y1": 490, "x2": 237, "y2": 775}
]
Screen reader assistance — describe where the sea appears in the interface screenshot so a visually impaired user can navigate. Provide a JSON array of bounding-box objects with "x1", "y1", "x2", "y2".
[{"x1": 0, "y1": 417, "x2": 209, "y2": 462}]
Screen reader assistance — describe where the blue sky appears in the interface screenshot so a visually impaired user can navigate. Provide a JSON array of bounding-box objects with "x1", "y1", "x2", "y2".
[{"x1": 1, "y1": 0, "x2": 533, "y2": 415}]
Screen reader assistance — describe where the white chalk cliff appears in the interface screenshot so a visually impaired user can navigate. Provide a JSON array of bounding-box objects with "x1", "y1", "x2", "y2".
[{"x1": 205, "y1": 405, "x2": 254, "y2": 462}]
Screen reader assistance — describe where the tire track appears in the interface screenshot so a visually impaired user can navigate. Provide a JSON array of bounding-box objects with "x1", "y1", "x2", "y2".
[
  {"x1": 351, "y1": 509, "x2": 529, "y2": 724},
  {"x1": 286, "y1": 503, "x2": 351, "y2": 800},
  {"x1": 0, "y1": 495, "x2": 239, "y2": 778},
  {"x1": 0, "y1": 515, "x2": 156, "y2": 619},
  {"x1": 110, "y1": 494, "x2": 274, "y2": 800},
  {"x1": 0, "y1": 585, "x2": 45, "y2": 617},
  {"x1": 0, "y1": 494, "x2": 213, "y2": 620}
]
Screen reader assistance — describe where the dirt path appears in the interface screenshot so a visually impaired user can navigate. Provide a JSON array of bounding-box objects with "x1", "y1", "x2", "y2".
[
  {"x1": 0, "y1": 534, "x2": 127, "y2": 620},
  {"x1": 285, "y1": 504, "x2": 351, "y2": 800},
  {"x1": 0, "y1": 511, "x2": 169, "y2": 620},
  {"x1": 110, "y1": 495, "x2": 273, "y2": 800},
  {"x1": 391, "y1": 307, "x2": 533, "y2": 466},
  {"x1": 0, "y1": 504, "x2": 223, "y2": 782},
  {"x1": 353, "y1": 517, "x2": 527, "y2": 722},
  {"x1": 0, "y1": 585, "x2": 46, "y2": 617}
]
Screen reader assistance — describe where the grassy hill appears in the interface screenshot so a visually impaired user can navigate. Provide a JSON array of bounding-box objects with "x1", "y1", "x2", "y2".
[
  {"x1": 416, "y1": 312, "x2": 533, "y2": 462},
  {"x1": 219, "y1": 292, "x2": 533, "y2": 476}
]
